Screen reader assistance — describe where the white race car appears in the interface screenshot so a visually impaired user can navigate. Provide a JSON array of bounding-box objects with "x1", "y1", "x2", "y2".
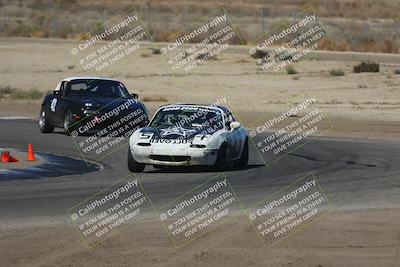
[{"x1": 128, "y1": 104, "x2": 248, "y2": 172}]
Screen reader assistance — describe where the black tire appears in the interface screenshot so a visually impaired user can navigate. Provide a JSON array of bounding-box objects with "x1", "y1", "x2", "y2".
[
  {"x1": 38, "y1": 107, "x2": 54, "y2": 133},
  {"x1": 213, "y1": 143, "x2": 227, "y2": 170},
  {"x1": 63, "y1": 109, "x2": 75, "y2": 136},
  {"x1": 128, "y1": 148, "x2": 145, "y2": 172},
  {"x1": 234, "y1": 138, "x2": 249, "y2": 168}
]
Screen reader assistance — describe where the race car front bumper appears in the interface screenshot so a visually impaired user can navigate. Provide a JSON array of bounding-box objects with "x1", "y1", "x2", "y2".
[{"x1": 130, "y1": 145, "x2": 218, "y2": 166}]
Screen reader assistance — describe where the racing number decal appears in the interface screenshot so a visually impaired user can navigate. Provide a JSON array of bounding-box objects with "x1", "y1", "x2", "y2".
[
  {"x1": 50, "y1": 98, "x2": 58, "y2": 112},
  {"x1": 139, "y1": 132, "x2": 153, "y2": 139}
]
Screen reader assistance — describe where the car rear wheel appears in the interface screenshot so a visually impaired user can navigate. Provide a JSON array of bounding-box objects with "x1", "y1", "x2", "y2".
[
  {"x1": 128, "y1": 148, "x2": 145, "y2": 172},
  {"x1": 38, "y1": 107, "x2": 54, "y2": 133},
  {"x1": 233, "y1": 138, "x2": 248, "y2": 168}
]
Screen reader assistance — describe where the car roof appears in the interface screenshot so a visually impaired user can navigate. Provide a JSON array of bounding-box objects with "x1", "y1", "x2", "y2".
[{"x1": 61, "y1": 77, "x2": 121, "y2": 82}]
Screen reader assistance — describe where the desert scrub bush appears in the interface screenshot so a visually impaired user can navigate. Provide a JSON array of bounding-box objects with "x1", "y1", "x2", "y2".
[
  {"x1": 329, "y1": 69, "x2": 345, "y2": 76},
  {"x1": 196, "y1": 52, "x2": 217, "y2": 61},
  {"x1": 0, "y1": 86, "x2": 13, "y2": 98},
  {"x1": 150, "y1": 48, "x2": 162, "y2": 55},
  {"x1": 142, "y1": 96, "x2": 168, "y2": 102},
  {"x1": 285, "y1": 66, "x2": 297, "y2": 75},
  {"x1": 353, "y1": 61, "x2": 379, "y2": 73},
  {"x1": 394, "y1": 68, "x2": 400, "y2": 75},
  {"x1": 250, "y1": 49, "x2": 269, "y2": 59}
]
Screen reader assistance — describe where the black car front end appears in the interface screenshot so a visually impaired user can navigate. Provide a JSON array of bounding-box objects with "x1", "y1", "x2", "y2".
[{"x1": 69, "y1": 98, "x2": 149, "y2": 137}]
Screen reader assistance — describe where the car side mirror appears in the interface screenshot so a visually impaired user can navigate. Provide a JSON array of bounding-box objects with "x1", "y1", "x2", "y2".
[
  {"x1": 230, "y1": 121, "x2": 241, "y2": 130},
  {"x1": 53, "y1": 90, "x2": 61, "y2": 96},
  {"x1": 131, "y1": 93, "x2": 138, "y2": 99}
]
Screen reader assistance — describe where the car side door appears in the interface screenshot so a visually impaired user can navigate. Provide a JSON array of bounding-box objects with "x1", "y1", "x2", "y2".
[{"x1": 48, "y1": 81, "x2": 68, "y2": 126}]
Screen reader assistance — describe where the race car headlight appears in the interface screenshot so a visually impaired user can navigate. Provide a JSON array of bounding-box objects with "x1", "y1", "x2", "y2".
[
  {"x1": 191, "y1": 134, "x2": 211, "y2": 148},
  {"x1": 83, "y1": 109, "x2": 96, "y2": 116}
]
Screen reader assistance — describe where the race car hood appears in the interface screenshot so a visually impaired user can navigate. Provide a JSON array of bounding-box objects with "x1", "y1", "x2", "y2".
[
  {"x1": 71, "y1": 97, "x2": 143, "y2": 111},
  {"x1": 137, "y1": 126, "x2": 220, "y2": 141}
]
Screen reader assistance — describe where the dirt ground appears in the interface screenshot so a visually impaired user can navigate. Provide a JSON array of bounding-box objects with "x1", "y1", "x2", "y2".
[{"x1": 0, "y1": 209, "x2": 399, "y2": 267}]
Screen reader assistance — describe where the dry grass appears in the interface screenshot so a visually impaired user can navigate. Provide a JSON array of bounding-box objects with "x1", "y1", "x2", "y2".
[
  {"x1": 140, "y1": 52, "x2": 151, "y2": 58},
  {"x1": 0, "y1": 86, "x2": 43, "y2": 99},
  {"x1": 234, "y1": 58, "x2": 250, "y2": 63},
  {"x1": 0, "y1": 0, "x2": 398, "y2": 53}
]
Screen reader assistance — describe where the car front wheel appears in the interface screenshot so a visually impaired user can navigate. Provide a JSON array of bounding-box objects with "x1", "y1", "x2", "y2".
[
  {"x1": 38, "y1": 107, "x2": 54, "y2": 133},
  {"x1": 63, "y1": 109, "x2": 75, "y2": 136},
  {"x1": 128, "y1": 148, "x2": 145, "y2": 172},
  {"x1": 233, "y1": 138, "x2": 248, "y2": 168},
  {"x1": 213, "y1": 143, "x2": 227, "y2": 170}
]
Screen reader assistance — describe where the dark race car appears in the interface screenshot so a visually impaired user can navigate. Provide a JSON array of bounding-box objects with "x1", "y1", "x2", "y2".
[{"x1": 39, "y1": 77, "x2": 149, "y2": 136}]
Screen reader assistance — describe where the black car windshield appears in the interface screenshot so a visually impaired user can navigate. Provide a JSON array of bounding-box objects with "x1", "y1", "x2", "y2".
[
  {"x1": 150, "y1": 106, "x2": 224, "y2": 130},
  {"x1": 65, "y1": 79, "x2": 129, "y2": 98}
]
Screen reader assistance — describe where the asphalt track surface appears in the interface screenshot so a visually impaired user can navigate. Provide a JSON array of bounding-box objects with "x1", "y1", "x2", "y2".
[{"x1": 1, "y1": 118, "x2": 400, "y2": 221}]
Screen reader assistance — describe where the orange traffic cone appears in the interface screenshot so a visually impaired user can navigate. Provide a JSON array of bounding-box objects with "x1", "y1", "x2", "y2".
[
  {"x1": 27, "y1": 143, "x2": 35, "y2": 161},
  {"x1": 9, "y1": 155, "x2": 19, "y2": 162},
  {"x1": 1, "y1": 151, "x2": 19, "y2": 163},
  {"x1": 1, "y1": 151, "x2": 10, "y2": 163}
]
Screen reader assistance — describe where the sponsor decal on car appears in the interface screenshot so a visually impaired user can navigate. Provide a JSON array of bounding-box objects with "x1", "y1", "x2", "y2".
[{"x1": 150, "y1": 138, "x2": 192, "y2": 144}]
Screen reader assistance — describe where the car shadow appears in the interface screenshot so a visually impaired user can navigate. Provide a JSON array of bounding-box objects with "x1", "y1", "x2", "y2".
[{"x1": 145, "y1": 164, "x2": 264, "y2": 173}]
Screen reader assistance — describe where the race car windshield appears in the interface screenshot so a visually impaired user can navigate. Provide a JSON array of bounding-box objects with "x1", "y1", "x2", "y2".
[
  {"x1": 65, "y1": 79, "x2": 130, "y2": 98},
  {"x1": 149, "y1": 107, "x2": 224, "y2": 129}
]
